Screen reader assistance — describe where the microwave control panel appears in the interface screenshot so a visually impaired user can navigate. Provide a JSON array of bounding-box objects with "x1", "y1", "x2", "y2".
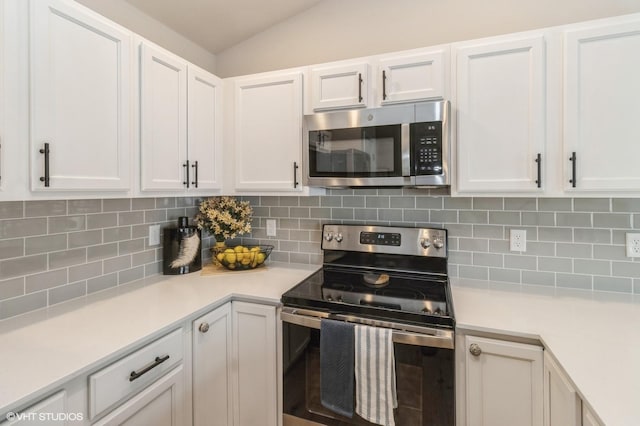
[{"x1": 411, "y1": 122, "x2": 442, "y2": 175}]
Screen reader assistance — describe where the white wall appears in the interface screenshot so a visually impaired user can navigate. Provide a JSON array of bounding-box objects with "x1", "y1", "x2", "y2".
[
  {"x1": 76, "y1": 0, "x2": 216, "y2": 73},
  {"x1": 215, "y1": 0, "x2": 640, "y2": 77}
]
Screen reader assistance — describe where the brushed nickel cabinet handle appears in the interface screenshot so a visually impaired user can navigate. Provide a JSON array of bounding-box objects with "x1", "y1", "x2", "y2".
[
  {"x1": 198, "y1": 322, "x2": 210, "y2": 333},
  {"x1": 469, "y1": 343, "x2": 482, "y2": 357}
]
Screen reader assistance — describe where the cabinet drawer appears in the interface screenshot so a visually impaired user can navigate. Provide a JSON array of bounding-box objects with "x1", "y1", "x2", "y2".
[{"x1": 88, "y1": 328, "x2": 183, "y2": 420}]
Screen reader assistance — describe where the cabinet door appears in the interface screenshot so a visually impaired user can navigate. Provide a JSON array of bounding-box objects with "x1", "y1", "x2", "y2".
[
  {"x1": 3, "y1": 391, "x2": 65, "y2": 425},
  {"x1": 543, "y1": 352, "x2": 581, "y2": 426},
  {"x1": 92, "y1": 365, "x2": 185, "y2": 426},
  {"x1": 465, "y1": 335, "x2": 543, "y2": 426},
  {"x1": 187, "y1": 65, "x2": 223, "y2": 191},
  {"x1": 378, "y1": 49, "x2": 446, "y2": 104},
  {"x1": 234, "y1": 72, "x2": 303, "y2": 192},
  {"x1": 310, "y1": 63, "x2": 368, "y2": 110},
  {"x1": 192, "y1": 304, "x2": 232, "y2": 426},
  {"x1": 232, "y1": 302, "x2": 277, "y2": 426},
  {"x1": 140, "y1": 42, "x2": 188, "y2": 191},
  {"x1": 30, "y1": 0, "x2": 131, "y2": 191},
  {"x1": 582, "y1": 405, "x2": 603, "y2": 426},
  {"x1": 455, "y1": 35, "x2": 546, "y2": 193},
  {"x1": 563, "y1": 18, "x2": 640, "y2": 192}
]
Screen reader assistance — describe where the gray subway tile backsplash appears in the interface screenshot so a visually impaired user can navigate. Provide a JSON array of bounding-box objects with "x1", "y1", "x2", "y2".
[
  {"x1": 25, "y1": 269, "x2": 68, "y2": 293},
  {"x1": 1, "y1": 238, "x2": 25, "y2": 260},
  {"x1": 0, "y1": 193, "x2": 639, "y2": 320},
  {"x1": 25, "y1": 200, "x2": 67, "y2": 217},
  {"x1": 0, "y1": 277, "x2": 25, "y2": 301},
  {"x1": 0, "y1": 218, "x2": 48, "y2": 239}
]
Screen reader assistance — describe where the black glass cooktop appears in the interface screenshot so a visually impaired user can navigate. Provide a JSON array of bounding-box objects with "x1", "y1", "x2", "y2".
[{"x1": 282, "y1": 266, "x2": 455, "y2": 329}]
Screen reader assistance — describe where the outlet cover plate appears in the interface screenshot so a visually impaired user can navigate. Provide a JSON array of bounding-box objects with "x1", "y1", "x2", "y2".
[
  {"x1": 510, "y1": 229, "x2": 527, "y2": 252},
  {"x1": 266, "y1": 219, "x2": 277, "y2": 237},
  {"x1": 149, "y1": 224, "x2": 161, "y2": 246},
  {"x1": 626, "y1": 233, "x2": 640, "y2": 258}
]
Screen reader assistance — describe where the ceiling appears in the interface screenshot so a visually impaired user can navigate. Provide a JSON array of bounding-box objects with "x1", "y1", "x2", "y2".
[{"x1": 124, "y1": 0, "x2": 323, "y2": 54}]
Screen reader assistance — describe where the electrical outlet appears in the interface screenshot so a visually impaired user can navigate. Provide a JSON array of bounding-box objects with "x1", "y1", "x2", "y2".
[
  {"x1": 510, "y1": 229, "x2": 527, "y2": 252},
  {"x1": 626, "y1": 233, "x2": 640, "y2": 258},
  {"x1": 148, "y1": 224, "x2": 161, "y2": 246},
  {"x1": 266, "y1": 219, "x2": 277, "y2": 237}
]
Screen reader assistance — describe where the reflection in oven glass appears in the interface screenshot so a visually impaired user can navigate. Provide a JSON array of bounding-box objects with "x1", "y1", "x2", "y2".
[{"x1": 283, "y1": 324, "x2": 454, "y2": 426}]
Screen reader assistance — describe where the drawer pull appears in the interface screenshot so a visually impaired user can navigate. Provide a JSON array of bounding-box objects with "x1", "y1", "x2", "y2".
[
  {"x1": 129, "y1": 355, "x2": 170, "y2": 382},
  {"x1": 198, "y1": 322, "x2": 210, "y2": 333}
]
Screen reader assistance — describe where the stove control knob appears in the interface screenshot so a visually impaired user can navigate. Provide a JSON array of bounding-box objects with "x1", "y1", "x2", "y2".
[
  {"x1": 335, "y1": 233, "x2": 343, "y2": 243},
  {"x1": 326, "y1": 295, "x2": 333, "y2": 301},
  {"x1": 420, "y1": 238, "x2": 431, "y2": 249},
  {"x1": 324, "y1": 232, "x2": 334, "y2": 242},
  {"x1": 433, "y1": 238, "x2": 444, "y2": 249},
  {"x1": 336, "y1": 296, "x2": 343, "y2": 303}
]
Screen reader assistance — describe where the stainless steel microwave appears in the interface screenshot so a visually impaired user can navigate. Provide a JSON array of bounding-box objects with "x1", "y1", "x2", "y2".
[{"x1": 303, "y1": 100, "x2": 450, "y2": 188}]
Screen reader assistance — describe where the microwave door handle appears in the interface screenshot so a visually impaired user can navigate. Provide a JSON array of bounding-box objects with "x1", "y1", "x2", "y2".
[{"x1": 401, "y1": 123, "x2": 411, "y2": 176}]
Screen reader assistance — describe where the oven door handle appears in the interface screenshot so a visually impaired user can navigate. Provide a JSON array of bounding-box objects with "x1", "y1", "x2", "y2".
[{"x1": 281, "y1": 307, "x2": 454, "y2": 350}]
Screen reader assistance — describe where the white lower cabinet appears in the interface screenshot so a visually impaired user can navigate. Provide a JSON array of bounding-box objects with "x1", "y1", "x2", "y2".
[
  {"x1": 192, "y1": 303, "x2": 233, "y2": 426},
  {"x1": 581, "y1": 405, "x2": 603, "y2": 426},
  {"x1": 231, "y1": 302, "x2": 277, "y2": 426},
  {"x1": 92, "y1": 365, "x2": 185, "y2": 426},
  {"x1": 192, "y1": 301, "x2": 278, "y2": 426},
  {"x1": 543, "y1": 351, "x2": 581, "y2": 426},
  {"x1": 2, "y1": 391, "x2": 66, "y2": 425},
  {"x1": 458, "y1": 334, "x2": 544, "y2": 426},
  {"x1": 543, "y1": 352, "x2": 604, "y2": 426}
]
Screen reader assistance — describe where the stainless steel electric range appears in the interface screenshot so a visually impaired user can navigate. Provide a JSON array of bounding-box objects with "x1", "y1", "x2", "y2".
[{"x1": 281, "y1": 224, "x2": 455, "y2": 426}]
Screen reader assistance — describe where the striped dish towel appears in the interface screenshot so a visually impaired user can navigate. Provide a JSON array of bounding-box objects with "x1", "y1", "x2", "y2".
[{"x1": 354, "y1": 325, "x2": 397, "y2": 426}]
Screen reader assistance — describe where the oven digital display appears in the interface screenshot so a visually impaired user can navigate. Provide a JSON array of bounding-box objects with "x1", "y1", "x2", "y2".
[{"x1": 360, "y1": 232, "x2": 401, "y2": 246}]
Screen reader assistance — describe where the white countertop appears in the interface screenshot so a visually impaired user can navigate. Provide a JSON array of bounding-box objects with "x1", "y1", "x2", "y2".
[
  {"x1": 0, "y1": 263, "x2": 319, "y2": 416},
  {"x1": 0, "y1": 266, "x2": 638, "y2": 425}
]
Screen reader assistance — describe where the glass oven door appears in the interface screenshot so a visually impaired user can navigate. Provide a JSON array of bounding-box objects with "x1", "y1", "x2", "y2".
[{"x1": 282, "y1": 316, "x2": 454, "y2": 426}]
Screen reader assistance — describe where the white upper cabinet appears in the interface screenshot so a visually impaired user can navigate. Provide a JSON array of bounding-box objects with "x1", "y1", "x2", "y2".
[
  {"x1": 233, "y1": 72, "x2": 303, "y2": 192},
  {"x1": 309, "y1": 50, "x2": 449, "y2": 112},
  {"x1": 187, "y1": 65, "x2": 223, "y2": 191},
  {"x1": 310, "y1": 62, "x2": 369, "y2": 110},
  {"x1": 563, "y1": 16, "x2": 640, "y2": 192},
  {"x1": 30, "y1": 0, "x2": 132, "y2": 191},
  {"x1": 140, "y1": 42, "x2": 188, "y2": 191},
  {"x1": 140, "y1": 42, "x2": 222, "y2": 192},
  {"x1": 453, "y1": 34, "x2": 547, "y2": 194},
  {"x1": 377, "y1": 48, "x2": 448, "y2": 105}
]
